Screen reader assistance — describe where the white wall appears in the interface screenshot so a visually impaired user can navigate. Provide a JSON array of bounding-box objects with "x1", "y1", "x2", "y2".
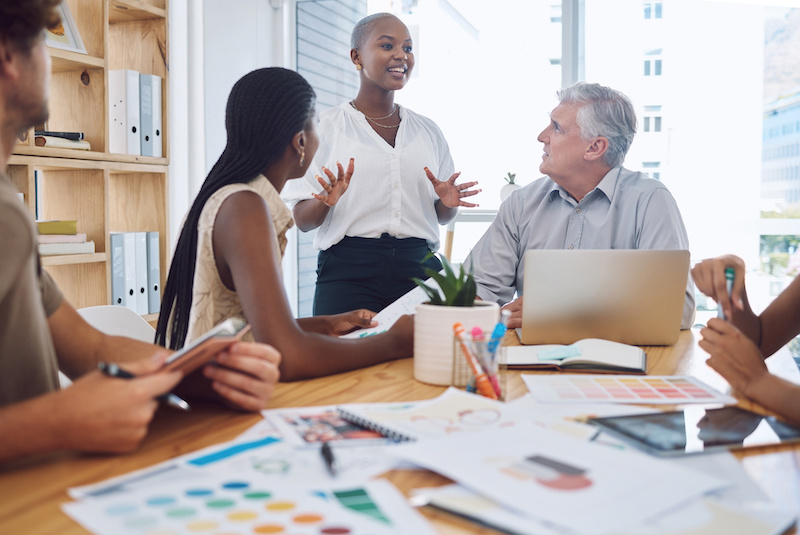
[
  {"x1": 168, "y1": 1, "x2": 293, "y2": 246},
  {"x1": 203, "y1": 0, "x2": 292, "y2": 171}
]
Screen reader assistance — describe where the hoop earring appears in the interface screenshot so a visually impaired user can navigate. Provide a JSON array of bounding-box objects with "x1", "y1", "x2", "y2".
[{"x1": 299, "y1": 149, "x2": 305, "y2": 167}]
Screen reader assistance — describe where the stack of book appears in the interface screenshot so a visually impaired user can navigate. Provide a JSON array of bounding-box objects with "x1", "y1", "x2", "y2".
[
  {"x1": 37, "y1": 220, "x2": 95, "y2": 256},
  {"x1": 34, "y1": 130, "x2": 91, "y2": 151}
]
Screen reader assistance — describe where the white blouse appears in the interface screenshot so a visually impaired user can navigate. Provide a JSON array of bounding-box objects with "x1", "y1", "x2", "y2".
[{"x1": 281, "y1": 102, "x2": 455, "y2": 251}]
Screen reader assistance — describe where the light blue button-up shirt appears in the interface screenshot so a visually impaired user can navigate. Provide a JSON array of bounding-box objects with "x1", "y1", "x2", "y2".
[{"x1": 466, "y1": 166, "x2": 696, "y2": 329}]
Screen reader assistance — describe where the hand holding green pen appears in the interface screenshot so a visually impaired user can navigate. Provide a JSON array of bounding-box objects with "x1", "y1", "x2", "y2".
[
  {"x1": 691, "y1": 255, "x2": 748, "y2": 321},
  {"x1": 718, "y1": 267, "x2": 735, "y2": 320}
]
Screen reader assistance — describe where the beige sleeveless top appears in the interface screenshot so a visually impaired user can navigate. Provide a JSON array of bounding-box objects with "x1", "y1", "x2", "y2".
[{"x1": 184, "y1": 175, "x2": 293, "y2": 344}]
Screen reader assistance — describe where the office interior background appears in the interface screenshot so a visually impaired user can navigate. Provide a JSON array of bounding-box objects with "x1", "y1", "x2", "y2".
[{"x1": 169, "y1": 0, "x2": 800, "y2": 346}]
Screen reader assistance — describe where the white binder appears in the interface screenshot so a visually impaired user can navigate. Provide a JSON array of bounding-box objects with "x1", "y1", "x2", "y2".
[
  {"x1": 139, "y1": 74, "x2": 162, "y2": 157},
  {"x1": 110, "y1": 233, "x2": 126, "y2": 307},
  {"x1": 112, "y1": 232, "x2": 137, "y2": 312},
  {"x1": 109, "y1": 69, "x2": 141, "y2": 155},
  {"x1": 134, "y1": 232, "x2": 149, "y2": 315},
  {"x1": 146, "y1": 231, "x2": 161, "y2": 314}
]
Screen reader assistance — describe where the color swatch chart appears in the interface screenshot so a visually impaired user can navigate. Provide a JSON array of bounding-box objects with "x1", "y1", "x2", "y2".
[
  {"x1": 522, "y1": 375, "x2": 736, "y2": 404},
  {"x1": 63, "y1": 473, "x2": 399, "y2": 535}
]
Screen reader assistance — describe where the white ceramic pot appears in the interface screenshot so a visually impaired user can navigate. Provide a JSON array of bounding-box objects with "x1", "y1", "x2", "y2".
[
  {"x1": 500, "y1": 182, "x2": 521, "y2": 202},
  {"x1": 413, "y1": 301, "x2": 500, "y2": 385}
]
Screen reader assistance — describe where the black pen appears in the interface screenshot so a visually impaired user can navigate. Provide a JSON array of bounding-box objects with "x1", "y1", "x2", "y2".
[
  {"x1": 97, "y1": 362, "x2": 191, "y2": 411},
  {"x1": 321, "y1": 441, "x2": 338, "y2": 477}
]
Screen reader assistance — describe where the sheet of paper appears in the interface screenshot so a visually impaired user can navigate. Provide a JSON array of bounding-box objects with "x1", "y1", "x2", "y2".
[
  {"x1": 64, "y1": 476, "x2": 434, "y2": 535},
  {"x1": 337, "y1": 386, "x2": 518, "y2": 441},
  {"x1": 340, "y1": 278, "x2": 440, "y2": 338},
  {"x1": 414, "y1": 432, "x2": 794, "y2": 535},
  {"x1": 261, "y1": 404, "x2": 397, "y2": 447},
  {"x1": 392, "y1": 424, "x2": 728, "y2": 534},
  {"x1": 72, "y1": 421, "x2": 400, "y2": 499},
  {"x1": 522, "y1": 374, "x2": 737, "y2": 405}
]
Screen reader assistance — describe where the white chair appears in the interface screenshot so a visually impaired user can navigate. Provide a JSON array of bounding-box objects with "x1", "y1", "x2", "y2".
[
  {"x1": 77, "y1": 305, "x2": 157, "y2": 343},
  {"x1": 61, "y1": 306, "x2": 157, "y2": 388}
]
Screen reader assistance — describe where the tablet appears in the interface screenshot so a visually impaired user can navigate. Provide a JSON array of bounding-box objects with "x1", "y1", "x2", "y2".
[
  {"x1": 162, "y1": 318, "x2": 251, "y2": 374},
  {"x1": 589, "y1": 406, "x2": 800, "y2": 457}
]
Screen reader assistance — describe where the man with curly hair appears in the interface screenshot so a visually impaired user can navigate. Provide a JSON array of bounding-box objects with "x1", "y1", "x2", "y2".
[{"x1": 0, "y1": 1, "x2": 280, "y2": 464}]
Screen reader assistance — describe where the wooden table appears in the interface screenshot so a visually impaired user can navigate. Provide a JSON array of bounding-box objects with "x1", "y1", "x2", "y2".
[{"x1": 2, "y1": 329, "x2": 799, "y2": 534}]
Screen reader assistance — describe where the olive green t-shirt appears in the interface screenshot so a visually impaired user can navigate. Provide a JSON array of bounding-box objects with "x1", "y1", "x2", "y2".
[{"x1": 0, "y1": 173, "x2": 63, "y2": 406}]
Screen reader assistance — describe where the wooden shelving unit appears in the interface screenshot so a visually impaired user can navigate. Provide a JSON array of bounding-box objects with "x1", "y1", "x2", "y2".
[{"x1": 9, "y1": 0, "x2": 169, "y2": 320}]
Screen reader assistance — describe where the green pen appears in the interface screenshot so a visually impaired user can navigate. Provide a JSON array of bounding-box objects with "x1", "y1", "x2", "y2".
[{"x1": 718, "y1": 267, "x2": 735, "y2": 320}]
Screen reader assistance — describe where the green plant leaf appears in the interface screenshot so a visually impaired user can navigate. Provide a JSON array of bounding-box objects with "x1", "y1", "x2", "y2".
[
  {"x1": 412, "y1": 277, "x2": 444, "y2": 305},
  {"x1": 412, "y1": 253, "x2": 476, "y2": 307}
]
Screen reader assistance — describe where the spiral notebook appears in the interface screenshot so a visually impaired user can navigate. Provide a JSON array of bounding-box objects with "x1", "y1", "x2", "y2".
[{"x1": 336, "y1": 387, "x2": 512, "y2": 442}]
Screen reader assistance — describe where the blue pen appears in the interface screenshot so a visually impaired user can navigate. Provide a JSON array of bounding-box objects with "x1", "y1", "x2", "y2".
[
  {"x1": 487, "y1": 309, "x2": 511, "y2": 354},
  {"x1": 718, "y1": 267, "x2": 735, "y2": 320},
  {"x1": 98, "y1": 362, "x2": 191, "y2": 411}
]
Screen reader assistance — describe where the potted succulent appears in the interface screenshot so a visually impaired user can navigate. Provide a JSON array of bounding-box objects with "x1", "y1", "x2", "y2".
[
  {"x1": 412, "y1": 254, "x2": 499, "y2": 386},
  {"x1": 501, "y1": 172, "x2": 521, "y2": 202}
]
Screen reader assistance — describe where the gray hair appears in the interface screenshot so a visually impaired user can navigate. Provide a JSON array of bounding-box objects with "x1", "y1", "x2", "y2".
[
  {"x1": 351, "y1": 12, "x2": 399, "y2": 49},
  {"x1": 557, "y1": 82, "x2": 637, "y2": 168}
]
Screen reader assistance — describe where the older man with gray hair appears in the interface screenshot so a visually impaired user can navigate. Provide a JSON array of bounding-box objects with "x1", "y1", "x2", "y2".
[{"x1": 465, "y1": 82, "x2": 695, "y2": 330}]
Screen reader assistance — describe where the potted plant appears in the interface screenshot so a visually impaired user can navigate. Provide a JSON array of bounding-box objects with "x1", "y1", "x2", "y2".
[
  {"x1": 501, "y1": 172, "x2": 521, "y2": 201},
  {"x1": 412, "y1": 254, "x2": 499, "y2": 386}
]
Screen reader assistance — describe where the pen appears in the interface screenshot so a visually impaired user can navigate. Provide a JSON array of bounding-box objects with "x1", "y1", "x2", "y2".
[
  {"x1": 97, "y1": 362, "x2": 191, "y2": 411},
  {"x1": 487, "y1": 309, "x2": 511, "y2": 354},
  {"x1": 718, "y1": 267, "x2": 735, "y2": 320},
  {"x1": 453, "y1": 323, "x2": 498, "y2": 400},
  {"x1": 321, "y1": 441, "x2": 338, "y2": 476},
  {"x1": 472, "y1": 326, "x2": 502, "y2": 398}
]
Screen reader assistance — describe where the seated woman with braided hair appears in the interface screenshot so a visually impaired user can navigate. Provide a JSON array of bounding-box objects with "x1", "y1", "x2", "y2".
[{"x1": 156, "y1": 68, "x2": 412, "y2": 382}]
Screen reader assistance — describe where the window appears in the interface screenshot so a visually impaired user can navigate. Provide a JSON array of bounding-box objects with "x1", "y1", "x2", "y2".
[
  {"x1": 644, "y1": 2, "x2": 662, "y2": 19},
  {"x1": 643, "y1": 105, "x2": 663, "y2": 132},
  {"x1": 643, "y1": 161, "x2": 661, "y2": 180},
  {"x1": 644, "y1": 50, "x2": 663, "y2": 77}
]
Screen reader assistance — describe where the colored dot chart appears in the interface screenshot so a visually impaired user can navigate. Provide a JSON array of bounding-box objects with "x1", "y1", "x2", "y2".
[
  {"x1": 521, "y1": 375, "x2": 736, "y2": 405},
  {"x1": 62, "y1": 473, "x2": 399, "y2": 535}
]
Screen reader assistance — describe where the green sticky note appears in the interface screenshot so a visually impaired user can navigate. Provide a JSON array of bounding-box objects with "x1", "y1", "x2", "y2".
[{"x1": 538, "y1": 345, "x2": 582, "y2": 360}]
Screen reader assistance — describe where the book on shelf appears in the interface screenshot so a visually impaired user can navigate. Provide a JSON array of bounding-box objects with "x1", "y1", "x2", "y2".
[
  {"x1": 39, "y1": 240, "x2": 95, "y2": 256},
  {"x1": 38, "y1": 233, "x2": 87, "y2": 244},
  {"x1": 34, "y1": 130, "x2": 84, "y2": 141},
  {"x1": 505, "y1": 338, "x2": 646, "y2": 374},
  {"x1": 35, "y1": 135, "x2": 91, "y2": 150},
  {"x1": 36, "y1": 220, "x2": 77, "y2": 235}
]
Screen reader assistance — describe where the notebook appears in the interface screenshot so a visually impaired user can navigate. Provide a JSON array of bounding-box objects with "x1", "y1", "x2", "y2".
[
  {"x1": 519, "y1": 249, "x2": 689, "y2": 346},
  {"x1": 336, "y1": 387, "x2": 510, "y2": 442},
  {"x1": 505, "y1": 338, "x2": 646, "y2": 374}
]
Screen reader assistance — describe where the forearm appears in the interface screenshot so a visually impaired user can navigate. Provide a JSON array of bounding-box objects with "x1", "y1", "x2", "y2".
[
  {"x1": 48, "y1": 302, "x2": 165, "y2": 379},
  {"x1": 297, "y1": 316, "x2": 334, "y2": 334},
  {"x1": 0, "y1": 393, "x2": 64, "y2": 463},
  {"x1": 746, "y1": 373, "x2": 800, "y2": 426},
  {"x1": 273, "y1": 330, "x2": 408, "y2": 382},
  {"x1": 758, "y1": 275, "x2": 800, "y2": 357},
  {"x1": 293, "y1": 199, "x2": 330, "y2": 232},
  {"x1": 435, "y1": 200, "x2": 458, "y2": 224}
]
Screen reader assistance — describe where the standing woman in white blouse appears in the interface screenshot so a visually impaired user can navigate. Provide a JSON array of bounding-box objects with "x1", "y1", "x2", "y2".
[{"x1": 284, "y1": 12, "x2": 480, "y2": 316}]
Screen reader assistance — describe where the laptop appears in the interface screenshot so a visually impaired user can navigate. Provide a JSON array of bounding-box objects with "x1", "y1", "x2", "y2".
[{"x1": 519, "y1": 249, "x2": 689, "y2": 346}]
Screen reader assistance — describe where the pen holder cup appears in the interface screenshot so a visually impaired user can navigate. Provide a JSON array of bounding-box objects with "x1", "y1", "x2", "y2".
[{"x1": 452, "y1": 338, "x2": 507, "y2": 401}]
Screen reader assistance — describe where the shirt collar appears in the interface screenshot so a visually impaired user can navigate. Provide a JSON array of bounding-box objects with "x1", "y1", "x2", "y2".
[{"x1": 546, "y1": 166, "x2": 623, "y2": 203}]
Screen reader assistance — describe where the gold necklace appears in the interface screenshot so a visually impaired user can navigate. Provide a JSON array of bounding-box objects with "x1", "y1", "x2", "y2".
[{"x1": 351, "y1": 101, "x2": 400, "y2": 129}]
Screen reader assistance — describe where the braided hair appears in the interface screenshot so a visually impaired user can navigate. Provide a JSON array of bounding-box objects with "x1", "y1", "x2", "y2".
[{"x1": 155, "y1": 67, "x2": 316, "y2": 349}]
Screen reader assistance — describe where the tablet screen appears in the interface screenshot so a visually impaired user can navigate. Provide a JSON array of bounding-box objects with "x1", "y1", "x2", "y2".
[{"x1": 589, "y1": 406, "x2": 800, "y2": 457}]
